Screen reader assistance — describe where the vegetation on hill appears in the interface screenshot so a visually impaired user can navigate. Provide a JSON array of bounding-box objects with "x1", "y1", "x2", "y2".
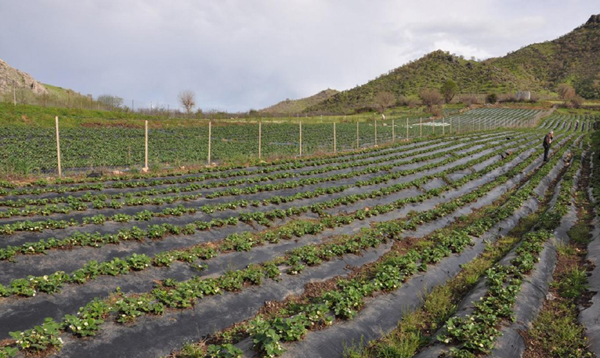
[
  {"x1": 259, "y1": 89, "x2": 339, "y2": 114},
  {"x1": 306, "y1": 51, "x2": 529, "y2": 114},
  {"x1": 305, "y1": 14, "x2": 600, "y2": 114},
  {"x1": 491, "y1": 14, "x2": 600, "y2": 100}
]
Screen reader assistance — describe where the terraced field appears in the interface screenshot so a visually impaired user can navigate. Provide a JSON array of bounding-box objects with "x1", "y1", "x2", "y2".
[{"x1": 0, "y1": 116, "x2": 598, "y2": 358}]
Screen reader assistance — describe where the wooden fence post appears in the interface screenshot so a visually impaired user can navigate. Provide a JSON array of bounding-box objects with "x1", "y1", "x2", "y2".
[
  {"x1": 374, "y1": 119, "x2": 377, "y2": 146},
  {"x1": 442, "y1": 117, "x2": 445, "y2": 135},
  {"x1": 55, "y1": 116, "x2": 62, "y2": 177},
  {"x1": 333, "y1": 122, "x2": 337, "y2": 153},
  {"x1": 258, "y1": 121, "x2": 262, "y2": 160},
  {"x1": 299, "y1": 121, "x2": 302, "y2": 157},
  {"x1": 144, "y1": 120, "x2": 148, "y2": 170},
  {"x1": 356, "y1": 121, "x2": 359, "y2": 149},
  {"x1": 420, "y1": 118, "x2": 422, "y2": 137},
  {"x1": 392, "y1": 119, "x2": 395, "y2": 141},
  {"x1": 207, "y1": 121, "x2": 212, "y2": 165},
  {"x1": 406, "y1": 118, "x2": 409, "y2": 140}
]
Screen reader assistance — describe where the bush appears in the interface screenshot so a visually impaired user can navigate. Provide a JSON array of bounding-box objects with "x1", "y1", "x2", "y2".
[
  {"x1": 459, "y1": 94, "x2": 479, "y2": 107},
  {"x1": 486, "y1": 93, "x2": 498, "y2": 104},
  {"x1": 498, "y1": 94, "x2": 517, "y2": 103},
  {"x1": 569, "y1": 96, "x2": 584, "y2": 109}
]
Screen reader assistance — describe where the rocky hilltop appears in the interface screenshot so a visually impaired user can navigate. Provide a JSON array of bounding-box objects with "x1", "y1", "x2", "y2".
[{"x1": 0, "y1": 58, "x2": 47, "y2": 95}]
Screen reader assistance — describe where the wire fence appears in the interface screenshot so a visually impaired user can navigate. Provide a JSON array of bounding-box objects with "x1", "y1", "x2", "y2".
[{"x1": 0, "y1": 109, "x2": 542, "y2": 178}]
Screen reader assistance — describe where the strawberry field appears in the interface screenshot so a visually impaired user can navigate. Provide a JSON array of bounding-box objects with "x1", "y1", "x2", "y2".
[
  {"x1": 0, "y1": 110, "x2": 599, "y2": 358},
  {"x1": 0, "y1": 108, "x2": 544, "y2": 175}
]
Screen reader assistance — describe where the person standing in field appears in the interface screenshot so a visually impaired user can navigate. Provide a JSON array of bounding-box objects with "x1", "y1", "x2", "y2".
[{"x1": 543, "y1": 130, "x2": 553, "y2": 162}]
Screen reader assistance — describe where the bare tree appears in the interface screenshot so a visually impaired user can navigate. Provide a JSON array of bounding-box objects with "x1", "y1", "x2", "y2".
[
  {"x1": 569, "y1": 96, "x2": 584, "y2": 109},
  {"x1": 373, "y1": 91, "x2": 396, "y2": 114},
  {"x1": 419, "y1": 88, "x2": 443, "y2": 112},
  {"x1": 179, "y1": 90, "x2": 196, "y2": 114},
  {"x1": 459, "y1": 94, "x2": 479, "y2": 107},
  {"x1": 97, "y1": 94, "x2": 123, "y2": 109},
  {"x1": 556, "y1": 84, "x2": 576, "y2": 100},
  {"x1": 399, "y1": 94, "x2": 419, "y2": 109}
]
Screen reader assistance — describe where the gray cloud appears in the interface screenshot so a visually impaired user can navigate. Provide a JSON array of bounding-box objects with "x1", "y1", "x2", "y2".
[{"x1": 0, "y1": 0, "x2": 597, "y2": 111}]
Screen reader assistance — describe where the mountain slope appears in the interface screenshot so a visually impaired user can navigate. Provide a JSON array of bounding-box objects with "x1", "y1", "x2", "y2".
[
  {"x1": 306, "y1": 51, "x2": 527, "y2": 113},
  {"x1": 259, "y1": 89, "x2": 339, "y2": 114},
  {"x1": 490, "y1": 14, "x2": 600, "y2": 98},
  {"x1": 305, "y1": 14, "x2": 600, "y2": 114}
]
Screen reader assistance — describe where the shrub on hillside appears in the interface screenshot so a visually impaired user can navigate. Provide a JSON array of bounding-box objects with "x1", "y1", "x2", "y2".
[
  {"x1": 486, "y1": 93, "x2": 498, "y2": 104},
  {"x1": 459, "y1": 94, "x2": 480, "y2": 107}
]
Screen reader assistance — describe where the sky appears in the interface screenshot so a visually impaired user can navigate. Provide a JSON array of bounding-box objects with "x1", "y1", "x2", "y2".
[{"x1": 0, "y1": 0, "x2": 598, "y2": 112}]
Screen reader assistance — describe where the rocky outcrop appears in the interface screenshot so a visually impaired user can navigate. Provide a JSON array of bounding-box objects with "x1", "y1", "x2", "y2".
[
  {"x1": 0, "y1": 58, "x2": 47, "y2": 95},
  {"x1": 586, "y1": 14, "x2": 600, "y2": 26}
]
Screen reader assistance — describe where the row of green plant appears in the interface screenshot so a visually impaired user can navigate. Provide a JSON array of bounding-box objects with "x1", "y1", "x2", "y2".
[
  {"x1": 439, "y1": 230, "x2": 551, "y2": 356},
  {"x1": 0, "y1": 134, "x2": 448, "y2": 196},
  {"x1": 11, "y1": 135, "x2": 457, "y2": 193},
  {"x1": 435, "y1": 142, "x2": 583, "y2": 356},
  {"x1": 0, "y1": 133, "x2": 552, "y2": 357},
  {"x1": 0, "y1": 117, "x2": 471, "y2": 176},
  {"x1": 171, "y1": 134, "x2": 578, "y2": 358},
  {"x1": 0, "y1": 133, "x2": 496, "y2": 219},
  {"x1": 0, "y1": 131, "x2": 506, "y2": 209},
  {"x1": 1, "y1": 130, "x2": 455, "y2": 190},
  {"x1": 523, "y1": 139, "x2": 593, "y2": 358},
  {"x1": 0, "y1": 132, "x2": 577, "y2": 358},
  {"x1": 0, "y1": 135, "x2": 541, "y2": 296},
  {"x1": 0, "y1": 187, "x2": 350, "y2": 234},
  {"x1": 344, "y1": 135, "x2": 584, "y2": 358},
  {"x1": 0, "y1": 132, "x2": 449, "y2": 190},
  {"x1": 0, "y1": 134, "x2": 536, "y2": 261}
]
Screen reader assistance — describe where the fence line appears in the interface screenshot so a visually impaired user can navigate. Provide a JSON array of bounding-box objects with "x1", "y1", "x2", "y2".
[{"x1": 39, "y1": 112, "x2": 542, "y2": 177}]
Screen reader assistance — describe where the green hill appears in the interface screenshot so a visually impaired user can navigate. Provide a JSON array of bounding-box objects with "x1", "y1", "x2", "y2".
[
  {"x1": 259, "y1": 89, "x2": 339, "y2": 114},
  {"x1": 490, "y1": 14, "x2": 600, "y2": 99},
  {"x1": 306, "y1": 14, "x2": 600, "y2": 114}
]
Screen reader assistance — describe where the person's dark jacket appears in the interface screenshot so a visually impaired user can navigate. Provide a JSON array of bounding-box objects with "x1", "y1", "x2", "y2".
[{"x1": 543, "y1": 134, "x2": 553, "y2": 148}]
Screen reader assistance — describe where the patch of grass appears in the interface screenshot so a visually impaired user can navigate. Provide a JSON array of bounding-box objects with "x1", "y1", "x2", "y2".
[
  {"x1": 555, "y1": 266, "x2": 588, "y2": 299},
  {"x1": 348, "y1": 233, "x2": 521, "y2": 358},
  {"x1": 422, "y1": 285, "x2": 455, "y2": 331},
  {"x1": 569, "y1": 222, "x2": 593, "y2": 244},
  {"x1": 555, "y1": 240, "x2": 577, "y2": 256},
  {"x1": 369, "y1": 311, "x2": 427, "y2": 358},
  {"x1": 526, "y1": 300, "x2": 592, "y2": 358},
  {"x1": 179, "y1": 341, "x2": 204, "y2": 358},
  {"x1": 0, "y1": 157, "x2": 40, "y2": 178},
  {"x1": 510, "y1": 213, "x2": 540, "y2": 237}
]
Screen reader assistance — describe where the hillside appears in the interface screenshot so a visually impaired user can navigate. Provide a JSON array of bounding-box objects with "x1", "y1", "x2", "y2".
[
  {"x1": 0, "y1": 58, "x2": 97, "y2": 108},
  {"x1": 306, "y1": 14, "x2": 600, "y2": 114},
  {"x1": 259, "y1": 89, "x2": 339, "y2": 114},
  {"x1": 306, "y1": 51, "x2": 526, "y2": 113},
  {"x1": 490, "y1": 14, "x2": 600, "y2": 99}
]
